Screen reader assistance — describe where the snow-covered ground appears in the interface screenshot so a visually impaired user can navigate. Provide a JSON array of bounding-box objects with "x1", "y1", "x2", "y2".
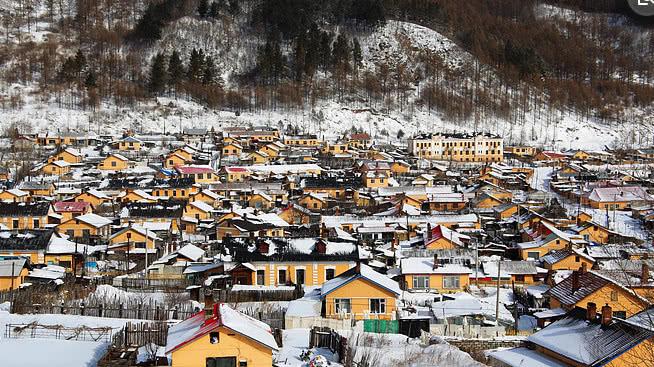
[
  {"x1": 0, "y1": 309, "x2": 140, "y2": 367},
  {"x1": 275, "y1": 328, "x2": 343, "y2": 367}
]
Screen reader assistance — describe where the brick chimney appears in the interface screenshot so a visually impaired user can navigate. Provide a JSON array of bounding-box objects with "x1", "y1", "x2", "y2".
[
  {"x1": 315, "y1": 239, "x2": 326, "y2": 255},
  {"x1": 586, "y1": 302, "x2": 597, "y2": 322},
  {"x1": 571, "y1": 270, "x2": 580, "y2": 293},
  {"x1": 642, "y1": 263, "x2": 650, "y2": 284},
  {"x1": 257, "y1": 240, "x2": 270, "y2": 254},
  {"x1": 432, "y1": 254, "x2": 439, "y2": 270},
  {"x1": 580, "y1": 262, "x2": 587, "y2": 274},
  {"x1": 427, "y1": 223, "x2": 432, "y2": 240},
  {"x1": 601, "y1": 304, "x2": 612, "y2": 326}
]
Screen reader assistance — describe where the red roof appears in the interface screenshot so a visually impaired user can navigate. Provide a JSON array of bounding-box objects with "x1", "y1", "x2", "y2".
[
  {"x1": 226, "y1": 167, "x2": 247, "y2": 173},
  {"x1": 53, "y1": 201, "x2": 91, "y2": 213},
  {"x1": 176, "y1": 166, "x2": 214, "y2": 174},
  {"x1": 350, "y1": 133, "x2": 370, "y2": 141}
]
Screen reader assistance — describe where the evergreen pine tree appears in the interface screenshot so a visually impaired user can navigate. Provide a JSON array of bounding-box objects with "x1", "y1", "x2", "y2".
[
  {"x1": 202, "y1": 56, "x2": 216, "y2": 84},
  {"x1": 168, "y1": 50, "x2": 185, "y2": 87},
  {"x1": 148, "y1": 53, "x2": 167, "y2": 94},
  {"x1": 352, "y1": 37, "x2": 362, "y2": 70},
  {"x1": 209, "y1": 2, "x2": 220, "y2": 18},
  {"x1": 84, "y1": 70, "x2": 97, "y2": 89},
  {"x1": 187, "y1": 48, "x2": 205, "y2": 82},
  {"x1": 198, "y1": 0, "x2": 209, "y2": 17}
]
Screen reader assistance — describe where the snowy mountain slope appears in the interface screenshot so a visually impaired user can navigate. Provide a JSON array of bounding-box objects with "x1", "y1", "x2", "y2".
[{"x1": 0, "y1": 1, "x2": 651, "y2": 150}]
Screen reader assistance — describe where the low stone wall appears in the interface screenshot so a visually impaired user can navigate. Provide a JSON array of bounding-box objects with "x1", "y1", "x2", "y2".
[
  {"x1": 285, "y1": 315, "x2": 355, "y2": 331},
  {"x1": 429, "y1": 324, "x2": 507, "y2": 339},
  {"x1": 448, "y1": 338, "x2": 526, "y2": 364}
]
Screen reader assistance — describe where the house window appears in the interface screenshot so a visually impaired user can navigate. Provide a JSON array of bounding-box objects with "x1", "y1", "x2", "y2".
[
  {"x1": 278, "y1": 269, "x2": 287, "y2": 285},
  {"x1": 575, "y1": 256, "x2": 580, "y2": 262},
  {"x1": 583, "y1": 234, "x2": 589, "y2": 241},
  {"x1": 198, "y1": 173, "x2": 204, "y2": 180},
  {"x1": 613, "y1": 311, "x2": 627, "y2": 319},
  {"x1": 334, "y1": 299, "x2": 351, "y2": 314},
  {"x1": 12, "y1": 219, "x2": 18, "y2": 228},
  {"x1": 256, "y1": 270, "x2": 265, "y2": 285},
  {"x1": 239, "y1": 362, "x2": 247, "y2": 367},
  {"x1": 325, "y1": 268, "x2": 335, "y2": 281},
  {"x1": 610, "y1": 291, "x2": 618, "y2": 301},
  {"x1": 443, "y1": 276, "x2": 460, "y2": 289},
  {"x1": 82, "y1": 229, "x2": 90, "y2": 238},
  {"x1": 209, "y1": 332, "x2": 219, "y2": 344},
  {"x1": 527, "y1": 252, "x2": 540, "y2": 260},
  {"x1": 295, "y1": 269, "x2": 305, "y2": 285},
  {"x1": 514, "y1": 275, "x2": 525, "y2": 282},
  {"x1": 33, "y1": 219, "x2": 40, "y2": 228},
  {"x1": 111, "y1": 161, "x2": 116, "y2": 167},
  {"x1": 412, "y1": 276, "x2": 430, "y2": 289},
  {"x1": 206, "y1": 357, "x2": 236, "y2": 367},
  {"x1": 369, "y1": 298, "x2": 386, "y2": 314},
  {"x1": 66, "y1": 229, "x2": 75, "y2": 238}
]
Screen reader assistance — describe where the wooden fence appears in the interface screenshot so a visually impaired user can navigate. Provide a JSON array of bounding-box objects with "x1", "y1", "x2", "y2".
[
  {"x1": 213, "y1": 286, "x2": 304, "y2": 303},
  {"x1": 111, "y1": 321, "x2": 169, "y2": 350},
  {"x1": 309, "y1": 326, "x2": 348, "y2": 363},
  {"x1": 5, "y1": 322, "x2": 113, "y2": 342},
  {"x1": 115, "y1": 277, "x2": 192, "y2": 292}
]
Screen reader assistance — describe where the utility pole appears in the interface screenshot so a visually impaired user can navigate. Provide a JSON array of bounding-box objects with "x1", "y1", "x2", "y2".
[
  {"x1": 145, "y1": 227, "x2": 149, "y2": 278},
  {"x1": 495, "y1": 259, "x2": 501, "y2": 323},
  {"x1": 475, "y1": 238, "x2": 479, "y2": 288}
]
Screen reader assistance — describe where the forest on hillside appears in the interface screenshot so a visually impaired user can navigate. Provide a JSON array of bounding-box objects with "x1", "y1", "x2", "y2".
[{"x1": 1, "y1": 0, "x2": 654, "y2": 141}]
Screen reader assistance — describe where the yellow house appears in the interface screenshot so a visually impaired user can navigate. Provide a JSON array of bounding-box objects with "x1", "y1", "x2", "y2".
[
  {"x1": 118, "y1": 189, "x2": 156, "y2": 204},
  {"x1": 321, "y1": 143, "x2": 348, "y2": 155},
  {"x1": 542, "y1": 249, "x2": 595, "y2": 272},
  {"x1": 224, "y1": 167, "x2": 250, "y2": 183},
  {"x1": 363, "y1": 172, "x2": 389, "y2": 189},
  {"x1": 164, "y1": 152, "x2": 191, "y2": 169},
  {"x1": 517, "y1": 234, "x2": 571, "y2": 260},
  {"x1": 299, "y1": 193, "x2": 327, "y2": 212},
  {"x1": 0, "y1": 258, "x2": 29, "y2": 291},
  {"x1": 52, "y1": 201, "x2": 93, "y2": 222},
  {"x1": 56, "y1": 213, "x2": 112, "y2": 241},
  {"x1": 18, "y1": 182, "x2": 55, "y2": 197},
  {"x1": 488, "y1": 305, "x2": 654, "y2": 367},
  {"x1": 571, "y1": 222, "x2": 614, "y2": 244},
  {"x1": 74, "y1": 189, "x2": 111, "y2": 207},
  {"x1": 108, "y1": 226, "x2": 159, "y2": 252},
  {"x1": 0, "y1": 202, "x2": 51, "y2": 230},
  {"x1": 547, "y1": 269, "x2": 648, "y2": 318},
  {"x1": 284, "y1": 135, "x2": 321, "y2": 147},
  {"x1": 47, "y1": 148, "x2": 83, "y2": 164},
  {"x1": 400, "y1": 258, "x2": 471, "y2": 293},
  {"x1": 118, "y1": 136, "x2": 143, "y2": 151},
  {"x1": 97, "y1": 153, "x2": 130, "y2": 171},
  {"x1": 247, "y1": 150, "x2": 270, "y2": 164},
  {"x1": 278, "y1": 204, "x2": 314, "y2": 225},
  {"x1": 166, "y1": 303, "x2": 278, "y2": 367},
  {"x1": 391, "y1": 161, "x2": 411, "y2": 174},
  {"x1": 423, "y1": 225, "x2": 469, "y2": 250},
  {"x1": 321, "y1": 263, "x2": 400, "y2": 320},
  {"x1": 171, "y1": 147, "x2": 195, "y2": 161},
  {"x1": 248, "y1": 191, "x2": 274, "y2": 210},
  {"x1": 183, "y1": 201, "x2": 214, "y2": 222},
  {"x1": 260, "y1": 142, "x2": 283, "y2": 157},
  {"x1": 176, "y1": 166, "x2": 219, "y2": 184},
  {"x1": 0, "y1": 189, "x2": 30, "y2": 203},
  {"x1": 151, "y1": 182, "x2": 200, "y2": 200},
  {"x1": 190, "y1": 189, "x2": 221, "y2": 207},
  {"x1": 42, "y1": 160, "x2": 71, "y2": 176},
  {"x1": 222, "y1": 142, "x2": 243, "y2": 157},
  {"x1": 504, "y1": 145, "x2": 536, "y2": 157}
]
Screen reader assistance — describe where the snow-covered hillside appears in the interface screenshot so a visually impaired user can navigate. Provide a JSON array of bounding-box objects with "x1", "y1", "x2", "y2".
[{"x1": 0, "y1": 2, "x2": 651, "y2": 150}]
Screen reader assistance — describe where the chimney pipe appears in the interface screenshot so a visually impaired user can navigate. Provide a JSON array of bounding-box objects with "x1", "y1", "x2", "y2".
[
  {"x1": 580, "y1": 262, "x2": 587, "y2": 274},
  {"x1": 427, "y1": 223, "x2": 432, "y2": 240},
  {"x1": 601, "y1": 304, "x2": 612, "y2": 326},
  {"x1": 571, "y1": 271, "x2": 580, "y2": 294},
  {"x1": 642, "y1": 263, "x2": 650, "y2": 284},
  {"x1": 433, "y1": 254, "x2": 439, "y2": 270},
  {"x1": 586, "y1": 302, "x2": 597, "y2": 322}
]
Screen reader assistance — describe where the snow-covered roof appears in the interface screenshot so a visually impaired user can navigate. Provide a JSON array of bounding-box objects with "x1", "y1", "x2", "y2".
[
  {"x1": 165, "y1": 304, "x2": 278, "y2": 354},
  {"x1": 321, "y1": 263, "x2": 400, "y2": 297},
  {"x1": 177, "y1": 244, "x2": 205, "y2": 262},
  {"x1": 71, "y1": 213, "x2": 113, "y2": 228},
  {"x1": 400, "y1": 258, "x2": 472, "y2": 275}
]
